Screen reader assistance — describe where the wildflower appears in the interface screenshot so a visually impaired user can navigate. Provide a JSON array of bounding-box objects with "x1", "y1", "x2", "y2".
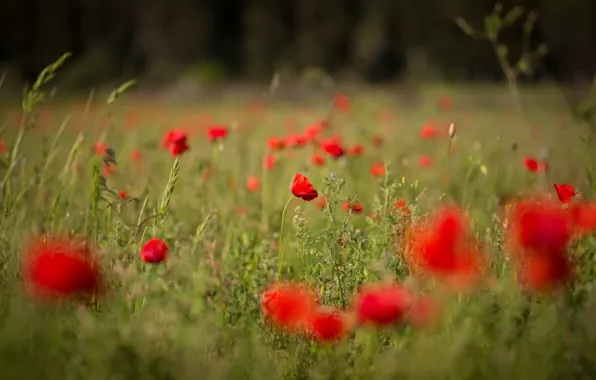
[
  {"x1": 420, "y1": 123, "x2": 438, "y2": 140},
  {"x1": 418, "y1": 155, "x2": 433, "y2": 168},
  {"x1": 506, "y1": 197, "x2": 574, "y2": 292},
  {"x1": 140, "y1": 238, "x2": 168, "y2": 263},
  {"x1": 523, "y1": 156, "x2": 547, "y2": 173},
  {"x1": 372, "y1": 135, "x2": 383, "y2": 148},
  {"x1": 207, "y1": 126, "x2": 228, "y2": 142},
  {"x1": 260, "y1": 282, "x2": 318, "y2": 332},
  {"x1": 348, "y1": 144, "x2": 364, "y2": 157},
  {"x1": 285, "y1": 134, "x2": 308, "y2": 149},
  {"x1": 162, "y1": 130, "x2": 189, "y2": 157},
  {"x1": 343, "y1": 202, "x2": 364, "y2": 214},
  {"x1": 103, "y1": 163, "x2": 116, "y2": 176},
  {"x1": 118, "y1": 191, "x2": 127, "y2": 200},
  {"x1": 321, "y1": 139, "x2": 344, "y2": 159},
  {"x1": 267, "y1": 137, "x2": 286, "y2": 151},
  {"x1": 393, "y1": 199, "x2": 411, "y2": 215},
  {"x1": 94, "y1": 142, "x2": 108, "y2": 157},
  {"x1": 371, "y1": 162, "x2": 386, "y2": 177},
  {"x1": 307, "y1": 307, "x2": 347, "y2": 342},
  {"x1": 291, "y1": 174, "x2": 318, "y2": 201},
  {"x1": 333, "y1": 94, "x2": 351, "y2": 111},
  {"x1": 130, "y1": 149, "x2": 142, "y2": 162},
  {"x1": 0, "y1": 138, "x2": 6, "y2": 154},
  {"x1": 406, "y1": 207, "x2": 486, "y2": 289},
  {"x1": 554, "y1": 184, "x2": 578, "y2": 204},
  {"x1": 311, "y1": 153, "x2": 325, "y2": 166},
  {"x1": 246, "y1": 176, "x2": 261, "y2": 192},
  {"x1": 22, "y1": 235, "x2": 102, "y2": 300},
  {"x1": 353, "y1": 283, "x2": 414, "y2": 326},
  {"x1": 264, "y1": 154, "x2": 276, "y2": 170},
  {"x1": 316, "y1": 196, "x2": 327, "y2": 210}
]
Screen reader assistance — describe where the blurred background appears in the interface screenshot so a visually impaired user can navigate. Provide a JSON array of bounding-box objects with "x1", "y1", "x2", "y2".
[{"x1": 0, "y1": 0, "x2": 594, "y2": 93}]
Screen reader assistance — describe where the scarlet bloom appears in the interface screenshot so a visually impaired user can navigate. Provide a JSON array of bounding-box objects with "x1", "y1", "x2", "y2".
[
  {"x1": 353, "y1": 283, "x2": 414, "y2": 326},
  {"x1": 291, "y1": 174, "x2": 318, "y2": 201},
  {"x1": 103, "y1": 163, "x2": 116, "y2": 176},
  {"x1": 321, "y1": 139, "x2": 344, "y2": 158},
  {"x1": 393, "y1": 199, "x2": 411, "y2": 215},
  {"x1": 267, "y1": 137, "x2": 286, "y2": 150},
  {"x1": 348, "y1": 144, "x2": 364, "y2": 157},
  {"x1": 333, "y1": 94, "x2": 351, "y2": 111},
  {"x1": 246, "y1": 176, "x2": 261, "y2": 192},
  {"x1": 311, "y1": 153, "x2": 325, "y2": 166},
  {"x1": 370, "y1": 162, "x2": 386, "y2": 177},
  {"x1": 130, "y1": 149, "x2": 142, "y2": 162},
  {"x1": 260, "y1": 282, "x2": 318, "y2": 332},
  {"x1": 95, "y1": 142, "x2": 108, "y2": 156},
  {"x1": 420, "y1": 124, "x2": 438, "y2": 140},
  {"x1": 568, "y1": 200, "x2": 596, "y2": 236},
  {"x1": 118, "y1": 191, "x2": 127, "y2": 199},
  {"x1": 22, "y1": 235, "x2": 102, "y2": 300},
  {"x1": 406, "y1": 207, "x2": 486, "y2": 288},
  {"x1": 306, "y1": 307, "x2": 347, "y2": 342},
  {"x1": 140, "y1": 238, "x2": 168, "y2": 263},
  {"x1": 304, "y1": 123, "x2": 322, "y2": 141},
  {"x1": 317, "y1": 196, "x2": 327, "y2": 210},
  {"x1": 343, "y1": 202, "x2": 364, "y2": 214},
  {"x1": 264, "y1": 154, "x2": 277, "y2": 170},
  {"x1": 554, "y1": 184, "x2": 578, "y2": 204},
  {"x1": 506, "y1": 197, "x2": 575, "y2": 292},
  {"x1": 286, "y1": 134, "x2": 308, "y2": 149},
  {"x1": 372, "y1": 135, "x2": 383, "y2": 148},
  {"x1": 523, "y1": 156, "x2": 547, "y2": 173},
  {"x1": 207, "y1": 126, "x2": 228, "y2": 142},
  {"x1": 418, "y1": 155, "x2": 433, "y2": 168},
  {"x1": 162, "y1": 130, "x2": 189, "y2": 157},
  {"x1": 0, "y1": 138, "x2": 6, "y2": 154}
]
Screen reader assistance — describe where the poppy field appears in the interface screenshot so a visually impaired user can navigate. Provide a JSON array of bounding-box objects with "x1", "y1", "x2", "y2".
[{"x1": 2, "y1": 64, "x2": 596, "y2": 380}]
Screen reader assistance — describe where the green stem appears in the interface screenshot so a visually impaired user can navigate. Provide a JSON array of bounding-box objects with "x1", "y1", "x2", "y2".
[{"x1": 276, "y1": 196, "x2": 294, "y2": 281}]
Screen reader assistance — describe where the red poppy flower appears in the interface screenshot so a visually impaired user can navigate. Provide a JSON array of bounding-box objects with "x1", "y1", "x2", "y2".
[
  {"x1": 246, "y1": 176, "x2": 261, "y2": 192},
  {"x1": 291, "y1": 174, "x2": 318, "y2": 201},
  {"x1": 264, "y1": 154, "x2": 276, "y2": 170},
  {"x1": 268, "y1": 137, "x2": 286, "y2": 150},
  {"x1": 393, "y1": 199, "x2": 411, "y2": 215},
  {"x1": 406, "y1": 207, "x2": 486, "y2": 288},
  {"x1": 333, "y1": 94, "x2": 351, "y2": 111},
  {"x1": 140, "y1": 238, "x2": 168, "y2": 263},
  {"x1": 316, "y1": 196, "x2": 327, "y2": 210},
  {"x1": 371, "y1": 162, "x2": 385, "y2": 177},
  {"x1": 517, "y1": 252, "x2": 572, "y2": 293},
  {"x1": 162, "y1": 130, "x2": 189, "y2": 157},
  {"x1": 311, "y1": 153, "x2": 325, "y2": 166},
  {"x1": 554, "y1": 184, "x2": 578, "y2": 204},
  {"x1": 260, "y1": 282, "x2": 318, "y2": 332},
  {"x1": 285, "y1": 134, "x2": 308, "y2": 149},
  {"x1": 118, "y1": 191, "x2": 127, "y2": 199},
  {"x1": 418, "y1": 155, "x2": 433, "y2": 168},
  {"x1": 22, "y1": 235, "x2": 102, "y2": 300},
  {"x1": 306, "y1": 307, "x2": 347, "y2": 342},
  {"x1": 130, "y1": 149, "x2": 142, "y2": 162},
  {"x1": 372, "y1": 135, "x2": 383, "y2": 148},
  {"x1": 321, "y1": 139, "x2": 344, "y2": 158},
  {"x1": 95, "y1": 142, "x2": 108, "y2": 157},
  {"x1": 420, "y1": 124, "x2": 438, "y2": 140},
  {"x1": 207, "y1": 126, "x2": 228, "y2": 142},
  {"x1": 348, "y1": 144, "x2": 364, "y2": 157},
  {"x1": 568, "y1": 200, "x2": 596, "y2": 236},
  {"x1": 0, "y1": 138, "x2": 6, "y2": 154},
  {"x1": 304, "y1": 123, "x2": 322, "y2": 141},
  {"x1": 523, "y1": 157, "x2": 547, "y2": 173},
  {"x1": 343, "y1": 202, "x2": 363, "y2": 214},
  {"x1": 353, "y1": 283, "x2": 414, "y2": 326}
]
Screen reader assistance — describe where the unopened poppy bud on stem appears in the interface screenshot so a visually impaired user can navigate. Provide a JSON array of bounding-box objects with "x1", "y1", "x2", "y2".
[{"x1": 448, "y1": 123, "x2": 456, "y2": 139}]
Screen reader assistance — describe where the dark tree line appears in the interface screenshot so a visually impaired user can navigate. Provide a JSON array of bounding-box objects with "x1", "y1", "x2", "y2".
[{"x1": 0, "y1": 0, "x2": 595, "y2": 86}]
